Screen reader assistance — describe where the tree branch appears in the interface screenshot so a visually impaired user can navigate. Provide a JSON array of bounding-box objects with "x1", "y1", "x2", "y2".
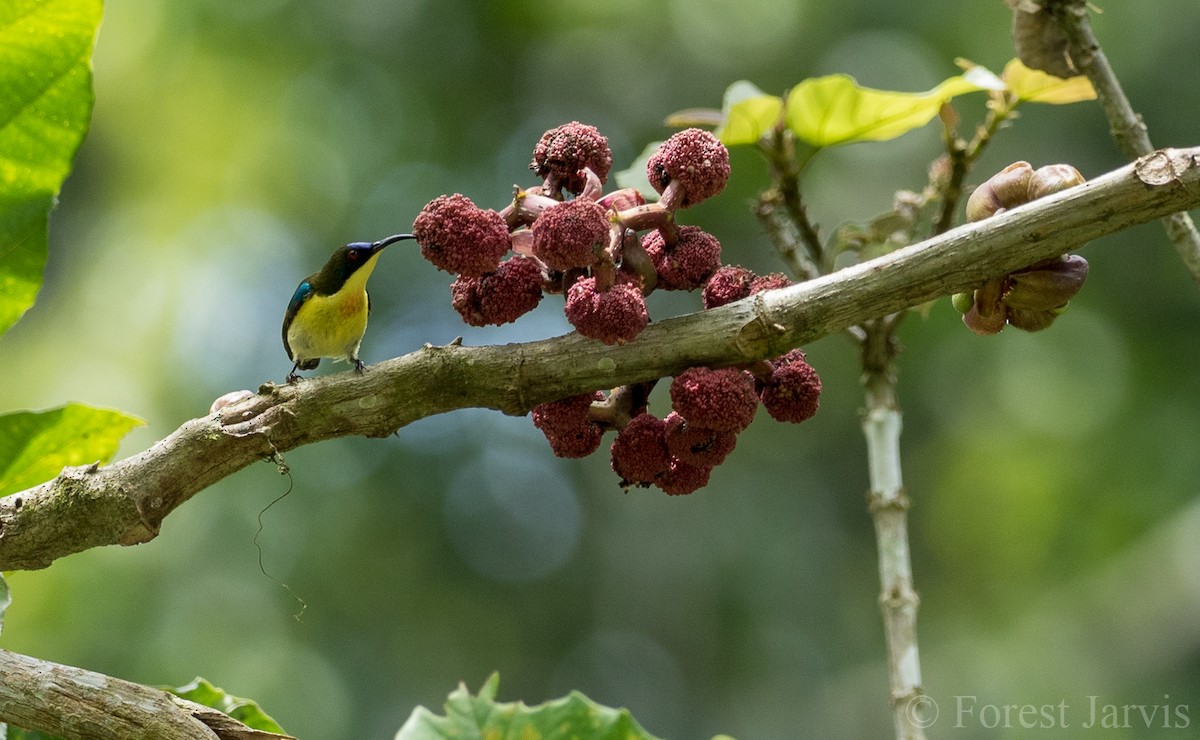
[
  {"x1": 1050, "y1": 0, "x2": 1200, "y2": 283},
  {"x1": 0, "y1": 649, "x2": 295, "y2": 740},
  {"x1": 2, "y1": 147, "x2": 1200, "y2": 571}
]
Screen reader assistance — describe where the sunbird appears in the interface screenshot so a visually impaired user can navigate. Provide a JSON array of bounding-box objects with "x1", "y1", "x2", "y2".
[{"x1": 282, "y1": 234, "x2": 415, "y2": 382}]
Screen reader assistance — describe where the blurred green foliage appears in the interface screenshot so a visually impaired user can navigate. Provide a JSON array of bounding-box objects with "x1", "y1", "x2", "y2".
[{"x1": 1, "y1": 1, "x2": 1199, "y2": 738}]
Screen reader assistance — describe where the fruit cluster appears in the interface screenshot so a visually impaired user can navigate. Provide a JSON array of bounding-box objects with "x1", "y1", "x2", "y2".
[{"x1": 412, "y1": 122, "x2": 822, "y2": 493}]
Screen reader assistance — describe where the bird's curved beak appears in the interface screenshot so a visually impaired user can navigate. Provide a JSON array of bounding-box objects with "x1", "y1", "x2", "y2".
[{"x1": 371, "y1": 233, "x2": 417, "y2": 252}]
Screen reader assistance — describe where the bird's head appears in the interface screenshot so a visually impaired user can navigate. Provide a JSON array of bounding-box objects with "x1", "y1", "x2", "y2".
[{"x1": 313, "y1": 233, "x2": 415, "y2": 291}]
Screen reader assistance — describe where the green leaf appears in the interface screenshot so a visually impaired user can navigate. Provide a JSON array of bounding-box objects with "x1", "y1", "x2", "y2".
[
  {"x1": 786, "y1": 70, "x2": 1001, "y2": 148},
  {"x1": 395, "y1": 673, "x2": 665, "y2": 740},
  {"x1": 613, "y1": 141, "x2": 660, "y2": 201},
  {"x1": 1002, "y1": 58, "x2": 1096, "y2": 104},
  {"x1": 168, "y1": 677, "x2": 288, "y2": 734},
  {"x1": 0, "y1": 403, "x2": 144, "y2": 496},
  {"x1": 0, "y1": 0, "x2": 102, "y2": 338},
  {"x1": 715, "y1": 80, "x2": 784, "y2": 147}
]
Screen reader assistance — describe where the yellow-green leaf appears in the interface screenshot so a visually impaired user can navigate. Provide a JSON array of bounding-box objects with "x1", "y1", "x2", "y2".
[
  {"x1": 1002, "y1": 58, "x2": 1096, "y2": 104},
  {"x1": 0, "y1": 0, "x2": 102, "y2": 337},
  {"x1": 786, "y1": 72, "x2": 999, "y2": 148},
  {"x1": 714, "y1": 80, "x2": 784, "y2": 147},
  {"x1": 0, "y1": 403, "x2": 144, "y2": 496}
]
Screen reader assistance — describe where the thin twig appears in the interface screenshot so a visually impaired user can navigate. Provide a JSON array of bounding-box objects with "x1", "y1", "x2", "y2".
[
  {"x1": 759, "y1": 129, "x2": 825, "y2": 271},
  {"x1": 1050, "y1": 0, "x2": 1200, "y2": 283},
  {"x1": 861, "y1": 318, "x2": 926, "y2": 739}
]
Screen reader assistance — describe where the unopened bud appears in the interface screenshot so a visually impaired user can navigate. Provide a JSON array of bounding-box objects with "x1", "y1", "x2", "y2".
[
  {"x1": 1003, "y1": 255, "x2": 1089, "y2": 311},
  {"x1": 966, "y1": 161, "x2": 1034, "y2": 221}
]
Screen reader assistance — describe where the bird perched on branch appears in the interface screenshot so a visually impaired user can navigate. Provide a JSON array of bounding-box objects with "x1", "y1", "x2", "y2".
[{"x1": 282, "y1": 234, "x2": 415, "y2": 382}]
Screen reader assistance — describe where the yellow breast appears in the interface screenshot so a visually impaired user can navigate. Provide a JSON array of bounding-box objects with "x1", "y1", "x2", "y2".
[{"x1": 287, "y1": 289, "x2": 370, "y2": 363}]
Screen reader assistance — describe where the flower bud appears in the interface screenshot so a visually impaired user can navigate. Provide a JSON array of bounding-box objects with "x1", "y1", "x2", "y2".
[
  {"x1": 1027, "y1": 164, "x2": 1085, "y2": 201},
  {"x1": 951, "y1": 291, "x2": 974, "y2": 315},
  {"x1": 966, "y1": 161, "x2": 1033, "y2": 222},
  {"x1": 1002, "y1": 255, "x2": 1089, "y2": 311}
]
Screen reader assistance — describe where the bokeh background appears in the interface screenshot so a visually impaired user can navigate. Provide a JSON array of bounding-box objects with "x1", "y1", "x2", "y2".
[{"x1": 3, "y1": 0, "x2": 1200, "y2": 737}]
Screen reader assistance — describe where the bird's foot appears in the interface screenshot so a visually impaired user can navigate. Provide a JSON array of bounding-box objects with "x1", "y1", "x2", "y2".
[
  {"x1": 286, "y1": 371, "x2": 302, "y2": 384},
  {"x1": 353, "y1": 359, "x2": 366, "y2": 374}
]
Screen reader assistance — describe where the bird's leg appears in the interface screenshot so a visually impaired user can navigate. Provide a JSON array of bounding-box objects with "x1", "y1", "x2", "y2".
[
  {"x1": 286, "y1": 362, "x2": 303, "y2": 383},
  {"x1": 353, "y1": 357, "x2": 366, "y2": 374}
]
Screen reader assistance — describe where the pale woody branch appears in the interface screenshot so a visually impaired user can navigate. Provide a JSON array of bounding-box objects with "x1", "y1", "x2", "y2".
[
  {"x1": 2, "y1": 147, "x2": 1199, "y2": 571},
  {"x1": 0, "y1": 648, "x2": 294, "y2": 739}
]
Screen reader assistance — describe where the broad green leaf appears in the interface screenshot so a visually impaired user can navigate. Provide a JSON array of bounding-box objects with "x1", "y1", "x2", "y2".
[
  {"x1": 715, "y1": 80, "x2": 784, "y2": 147},
  {"x1": 0, "y1": 0, "x2": 102, "y2": 337},
  {"x1": 396, "y1": 673, "x2": 665, "y2": 740},
  {"x1": 168, "y1": 677, "x2": 288, "y2": 734},
  {"x1": 0, "y1": 403, "x2": 144, "y2": 496},
  {"x1": 786, "y1": 71, "x2": 1000, "y2": 148},
  {"x1": 1002, "y1": 58, "x2": 1096, "y2": 104},
  {"x1": 613, "y1": 141, "x2": 660, "y2": 201}
]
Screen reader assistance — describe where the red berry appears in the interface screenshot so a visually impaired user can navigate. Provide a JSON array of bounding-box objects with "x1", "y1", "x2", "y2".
[
  {"x1": 759, "y1": 349, "x2": 822, "y2": 423},
  {"x1": 642, "y1": 226, "x2": 722, "y2": 291},
  {"x1": 702, "y1": 265, "x2": 755, "y2": 309},
  {"x1": 655, "y1": 458, "x2": 713, "y2": 495},
  {"x1": 749, "y1": 272, "x2": 793, "y2": 294},
  {"x1": 530, "y1": 122, "x2": 613, "y2": 195},
  {"x1": 532, "y1": 199, "x2": 610, "y2": 271},
  {"x1": 531, "y1": 391, "x2": 605, "y2": 458},
  {"x1": 413, "y1": 194, "x2": 510, "y2": 277},
  {"x1": 610, "y1": 413, "x2": 670, "y2": 485},
  {"x1": 663, "y1": 411, "x2": 737, "y2": 467},
  {"x1": 450, "y1": 255, "x2": 544, "y2": 326},
  {"x1": 646, "y1": 128, "x2": 730, "y2": 207},
  {"x1": 564, "y1": 277, "x2": 649, "y2": 345},
  {"x1": 669, "y1": 366, "x2": 758, "y2": 433}
]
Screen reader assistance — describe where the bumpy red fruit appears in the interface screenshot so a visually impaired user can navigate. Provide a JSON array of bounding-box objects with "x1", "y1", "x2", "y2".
[
  {"x1": 413, "y1": 194, "x2": 510, "y2": 277},
  {"x1": 663, "y1": 411, "x2": 737, "y2": 467},
  {"x1": 702, "y1": 265, "x2": 755, "y2": 309},
  {"x1": 564, "y1": 277, "x2": 649, "y2": 345},
  {"x1": 758, "y1": 349, "x2": 821, "y2": 423},
  {"x1": 750, "y1": 272, "x2": 793, "y2": 294},
  {"x1": 610, "y1": 413, "x2": 670, "y2": 485},
  {"x1": 532, "y1": 391, "x2": 605, "y2": 458},
  {"x1": 530, "y1": 121, "x2": 613, "y2": 194},
  {"x1": 655, "y1": 458, "x2": 713, "y2": 495},
  {"x1": 451, "y1": 255, "x2": 544, "y2": 326},
  {"x1": 669, "y1": 366, "x2": 758, "y2": 433},
  {"x1": 532, "y1": 199, "x2": 609, "y2": 271},
  {"x1": 642, "y1": 226, "x2": 722, "y2": 291},
  {"x1": 646, "y1": 128, "x2": 731, "y2": 207}
]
